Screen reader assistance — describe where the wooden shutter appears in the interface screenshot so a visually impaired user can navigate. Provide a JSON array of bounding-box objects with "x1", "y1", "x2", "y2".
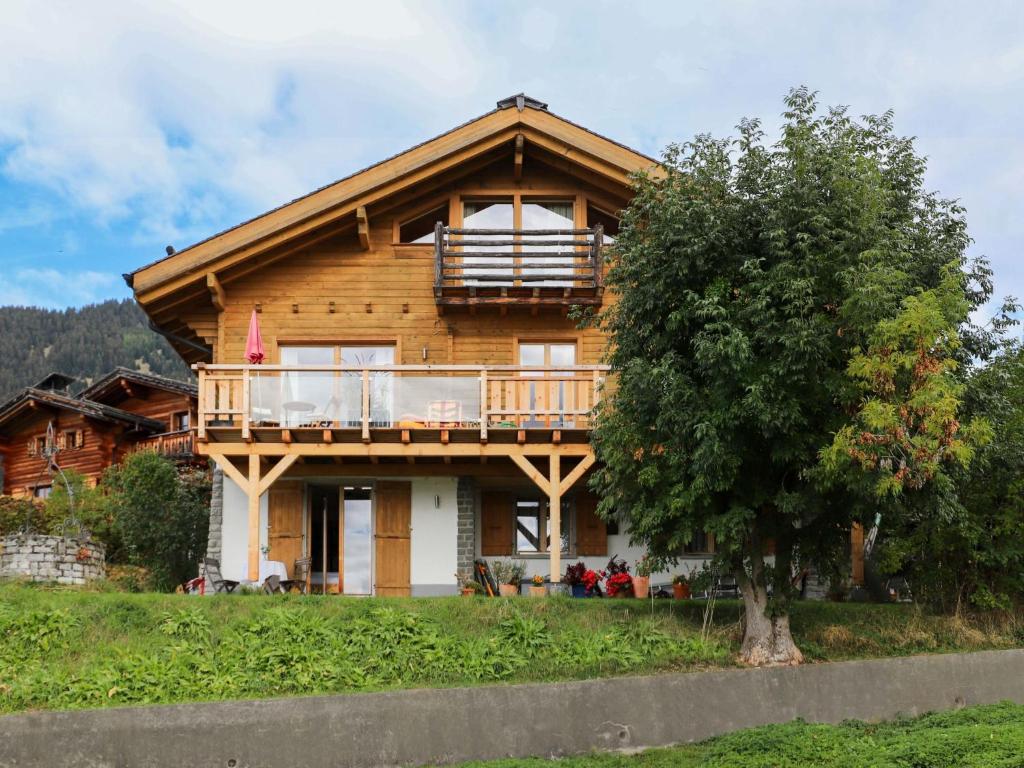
[
  {"x1": 575, "y1": 490, "x2": 607, "y2": 556},
  {"x1": 268, "y1": 482, "x2": 304, "y2": 578},
  {"x1": 374, "y1": 481, "x2": 412, "y2": 596},
  {"x1": 850, "y1": 524, "x2": 865, "y2": 585},
  {"x1": 480, "y1": 492, "x2": 512, "y2": 556}
]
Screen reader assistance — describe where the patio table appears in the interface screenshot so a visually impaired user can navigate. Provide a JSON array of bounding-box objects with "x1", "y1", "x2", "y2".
[{"x1": 259, "y1": 559, "x2": 288, "y2": 585}]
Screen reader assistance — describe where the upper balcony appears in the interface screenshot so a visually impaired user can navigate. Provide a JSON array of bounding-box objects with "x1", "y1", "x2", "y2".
[
  {"x1": 433, "y1": 225, "x2": 605, "y2": 311},
  {"x1": 126, "y1": 429, "x2": 196, "y2": 460},
  {"x1": 195, "y1": 364, "x2": 609, "y2": 453}
]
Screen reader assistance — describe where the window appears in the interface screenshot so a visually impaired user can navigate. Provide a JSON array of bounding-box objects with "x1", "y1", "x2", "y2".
[
  {"x1": 33, "y1": 485, "x2": 52, "y2": 499},
  {"x1": 398, "y1": 204, "x2": 449, "y2": 244},
  {"x1": 277, "y1": 344, "x2": 396, "y2": 427},
  {"x1": 683, "y1": 531, "x2": 715, "y2": 555},
  {"x1": 62, "y1": 430, "x2": 84, "y2": 450},
  {"x1": 461, "y1": 199, "x2": 514, "y2": 284},
  {"x1": 173, "y1": 412, "x2": 190, "y2": 431},
  {"x1": 521, "y1": 200, "x2": 576, "y2": 285},
  {"x1": 27, "y1": 435, "x2": 47, "y2": 457},
  {"x1": 586, "y1": 203, "x2": 620, "y2": 242},
  {"x1": 514, "y1": 497, "x2": 570, "y2": 556},
  {"x1": 519, "y1": 342, "x2": 577, "y2": 427}
]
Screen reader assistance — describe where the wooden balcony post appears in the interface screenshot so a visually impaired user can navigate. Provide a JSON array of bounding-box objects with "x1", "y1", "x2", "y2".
[
  {"x1": 361, "y1": 369, "x2": 371, "y2": 443},
  {"x1": 241, "y1": 367, "x2": 251, "y2": 440},
  {"x1": 548, "y1": 453, "x2": 562, "y2": 581},
  {"x1": 197, "y1": 366, "x2": 207, "y2": 441},
  {"x1": 434, "y1": 221, "x2": 444, "y2": 295},
  {"x1": 247, "y1": 454, "x2": 261, "y2": 582},
  {"x1": 479, "y1": 368, "x2": 488, "y2": 443}
]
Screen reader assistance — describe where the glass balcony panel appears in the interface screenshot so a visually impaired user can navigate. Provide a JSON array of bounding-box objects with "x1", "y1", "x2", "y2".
[{"x1": 386, "y1": 375, "x2": 481, "y2": 428}]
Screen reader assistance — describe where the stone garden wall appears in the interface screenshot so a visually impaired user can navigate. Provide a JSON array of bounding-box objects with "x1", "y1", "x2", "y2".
[{"x1": 0, "y1": 534, "x2": 105, "y2": 585}]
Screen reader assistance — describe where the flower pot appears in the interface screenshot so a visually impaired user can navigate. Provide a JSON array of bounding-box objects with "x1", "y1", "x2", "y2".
[
  {"x1": 673, "y1": 582, "x2": 691, "y2": 600},
  {"x1": 570, "y1": 584, "x2": 589, "y2": 598},
  {"x1": 528, "y1": 585, "x2": 547, "y2": 598},
  {"x1": 461, "y1": 587, "x2": 476, "y2": 597},
  {"x1": 498, "y1": 583, "x2": 518, "y2": 597},
  {"x1": 632, "y1": 576, "x2": 650, "y2": 598}
]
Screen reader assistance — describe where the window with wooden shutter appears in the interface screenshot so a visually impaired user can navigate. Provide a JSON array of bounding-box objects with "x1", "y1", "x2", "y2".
[
  {"x1": 575, "y1": 490, "x2": 607, "y2": 556},
  {"x1": 480, "y1": 492, "x2": 513, "y2": 556}
]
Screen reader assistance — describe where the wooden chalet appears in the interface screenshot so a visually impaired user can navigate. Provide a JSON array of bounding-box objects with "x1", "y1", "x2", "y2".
[
  {"x1": 0, "y1": 369, "x2": 198, "y2": 497},
  {"x1": 127, "y1": 94, "x2": 687, "y2": 594}
]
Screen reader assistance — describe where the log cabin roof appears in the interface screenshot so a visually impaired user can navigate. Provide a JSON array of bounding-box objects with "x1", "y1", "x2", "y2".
[
  {"x1": 0, "y1": 387, "x2": 167, "y2": 433},
  {"x1": 127, "y1": 95, "x2": 661, "y2": 308},
  {"x1": 78, "y1": 367, "x2": 197, "y2": 403}
]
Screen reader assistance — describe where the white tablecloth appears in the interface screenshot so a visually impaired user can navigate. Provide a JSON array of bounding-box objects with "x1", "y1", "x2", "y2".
[{"x1": 259, "y1": 559, "x2": 288, "y2": 585}]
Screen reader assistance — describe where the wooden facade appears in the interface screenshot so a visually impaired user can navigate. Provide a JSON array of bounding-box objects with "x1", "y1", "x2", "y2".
[
  {"x1": 0, "y1": 370, "x2": 198, "y2": 497},
  {"x1": 129, "y1": 95, "x2": 661, "y2": 589}
]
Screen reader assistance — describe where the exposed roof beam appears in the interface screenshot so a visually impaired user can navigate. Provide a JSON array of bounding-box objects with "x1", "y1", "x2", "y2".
[
  {"x1": 206, "y1": 272, "x2": 225, "y2": 312},
  {"x1": 513, "y1": 133, "x2": 524, "y2": 179},
  {"x1": 356, "y1": 206, "x2": 370, "y2": 250}
]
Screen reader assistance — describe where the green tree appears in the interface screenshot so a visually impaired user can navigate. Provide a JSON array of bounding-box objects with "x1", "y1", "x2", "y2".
[
  {"x1": 103, "y1": 453, "x2": 210, "y2": 591},
  {"x1": 42, "y1": 469, "x2": 120, "y2": 556},
  {"x1": 589, "y1": 88, "x2": 1004, "y2": 665}
]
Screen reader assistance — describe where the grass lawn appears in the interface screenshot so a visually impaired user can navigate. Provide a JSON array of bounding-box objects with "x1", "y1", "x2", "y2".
[
  {"x1": 1, "y1": 582, "x2": 1022, "y2": 714},
  {"x1": 453, "y1": 702, "x2": 1024, "y2": 767}
]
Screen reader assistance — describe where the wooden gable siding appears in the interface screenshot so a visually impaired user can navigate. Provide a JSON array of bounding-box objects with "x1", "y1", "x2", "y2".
[
  {"x1": 211, "y1": 160, "x2": 622, "y2": 366},
  {"x1": 100, "y1": 390, "x2": 193, "y2": 432},
  {"x1": 1, "y1": 412, "x2": 119, "y2": 496}
]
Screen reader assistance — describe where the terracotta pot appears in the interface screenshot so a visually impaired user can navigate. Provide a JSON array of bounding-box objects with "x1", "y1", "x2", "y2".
[
  {"x1": 461, "y1": 588, "x2": 476, "y2": 597},
  {"x1": 498, "y1": 583, "x2": 518, "y2": 597},
  {"x1": 528, "y1": 585, "x2": 547, "y2": 598},
  {"x1": 632, "y1": 576, "x2": 650, "y2": 599},
  {"x1": 673, "y1": 582, "x2": 691, "y2": 600}
]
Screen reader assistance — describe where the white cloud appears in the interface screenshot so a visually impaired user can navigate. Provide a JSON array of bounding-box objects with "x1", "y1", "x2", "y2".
[{"x1": 0, "y1": 269, "x2": 126, "y2": 309}]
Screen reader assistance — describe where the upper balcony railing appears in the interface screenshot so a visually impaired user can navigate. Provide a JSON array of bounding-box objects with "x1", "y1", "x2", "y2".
[
  {"x1": 195, "y1": 364, "x2": 609, "y2": 443},
  {"x1": 433, "y1": 224, "x2": 604, "y2": 307}
]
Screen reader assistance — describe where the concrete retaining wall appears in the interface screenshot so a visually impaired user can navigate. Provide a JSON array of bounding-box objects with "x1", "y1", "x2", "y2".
[
  {"x1": 2, "y1": 649, "x2": 1024, "y2": 767},
  {"x1": 0, "y1": 534, "x2": 104, "y2": 585}
]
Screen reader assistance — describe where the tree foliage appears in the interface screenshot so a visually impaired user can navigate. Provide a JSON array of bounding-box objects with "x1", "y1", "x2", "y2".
[
  {"x1": 0, "y1": 299, "x2": 190, "y2": 400},
  {"x1": 102, "y1": 453, "x2": 210, "y2": 591},
  {"x1": 588, "y1": 88, "x2": 1007, "y2": 662}
]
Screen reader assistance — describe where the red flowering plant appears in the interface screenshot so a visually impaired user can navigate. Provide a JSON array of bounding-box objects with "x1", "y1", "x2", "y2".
[
  {"x1": 602, "y1": 556, "x2": 633, "y2": 597},
  {"x1": 581, "y1": 568, "x2": 602, "y2": 596}
]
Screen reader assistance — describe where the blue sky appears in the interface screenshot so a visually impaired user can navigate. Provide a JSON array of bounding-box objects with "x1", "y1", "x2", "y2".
[{"x1": 1, "y1": 0, "x2": 1021, "y2": 324}]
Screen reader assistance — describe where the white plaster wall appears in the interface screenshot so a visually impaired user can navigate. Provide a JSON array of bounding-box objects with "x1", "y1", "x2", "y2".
[
  {"x1": 410, "y1": 477, "x2": 459, "y2": 588},
  {"x1": 221, "y1": 476, "x2": 269, "y2": 583}
]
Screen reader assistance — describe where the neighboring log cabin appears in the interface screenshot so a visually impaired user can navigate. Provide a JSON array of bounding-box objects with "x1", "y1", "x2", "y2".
[
  {"x1": 0, "y1": 368, "x2": 198, "y2": 497},
  {"x1": 128, "y1": 94, "x2": 719, "y2": 594}
]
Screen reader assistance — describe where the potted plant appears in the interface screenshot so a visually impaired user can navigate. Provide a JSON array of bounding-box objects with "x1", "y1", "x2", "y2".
[
  {"x1": 491, "y1": 559, "x2": 525, "y2": 597},
  {"x1": 564, "y1": 561, "x2": 602, "y2": 597},
  {"x1": 528, "y1": 574, "x2": 547, "y2": 598},
  {"x1": 633, "y1": 555, "x2": 653, "y2": 599},
  {"x1": 458, "y1": 574, "x2": 482, "y2": 597},
  {"x1": 604, "y1": 556, "x2": 633, "y2": 598},
  {"x1": 672, "y1": 573, "x2": 691, "y2": 600}
]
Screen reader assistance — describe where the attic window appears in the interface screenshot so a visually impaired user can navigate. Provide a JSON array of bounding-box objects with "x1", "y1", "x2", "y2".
[
  {"x1": 587, "y1": 204, "x2": 620, "y2": 241},
  {"x1": 398, "y1": 204, "x2": 448, "y2": 244}
]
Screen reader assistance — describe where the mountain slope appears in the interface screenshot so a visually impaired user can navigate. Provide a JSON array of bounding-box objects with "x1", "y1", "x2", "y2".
[{"x1": 0, "y1": 300, "x2": 191, "y2": 400}]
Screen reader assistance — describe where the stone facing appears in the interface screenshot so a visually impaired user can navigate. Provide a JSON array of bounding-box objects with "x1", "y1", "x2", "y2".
[
  {"x1": 456, "y1": 476, "x2": 477, "y2": 582},
  {"x1": 0, "y1": 534, "x2": 105, "y2": 585}
]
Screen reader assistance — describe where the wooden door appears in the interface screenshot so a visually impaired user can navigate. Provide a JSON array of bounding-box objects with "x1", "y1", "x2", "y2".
[
  {"x1": 481, "y1": 492, "x2": 513, "y2": 555},
  {"x1": 374, "y1": 481, "x2": 411, "y2": 596},
  {"x1": 268, "y1": 481, "x2": 304, "y2": 577}
]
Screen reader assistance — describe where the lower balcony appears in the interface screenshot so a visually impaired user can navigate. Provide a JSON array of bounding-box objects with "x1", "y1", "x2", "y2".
[
  {"x1": 127, "y1": 429, "x2": 196, "y2": 459},
  {"x1": 196, "y1": 364, "x2": 608, "y2": 451}
]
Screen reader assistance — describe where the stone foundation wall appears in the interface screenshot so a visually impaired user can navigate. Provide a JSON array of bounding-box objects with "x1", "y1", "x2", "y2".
[{"x1": 0, "y1": 534, "x2": 105, "y2": 585}]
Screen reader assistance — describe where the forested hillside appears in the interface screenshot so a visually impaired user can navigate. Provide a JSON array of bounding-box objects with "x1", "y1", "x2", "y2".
[{"x1": 0, "y1": 300, "x2": 191, "y2": 400}]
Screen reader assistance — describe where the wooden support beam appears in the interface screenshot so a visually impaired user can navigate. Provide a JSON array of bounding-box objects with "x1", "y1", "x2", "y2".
[
  {"x1": 247, "y1": 455, "x2": 260, "y2": 582},
  {"x1": 257, "y1": 454, "x2": 299, "y2": 495},
  {"x1": 509, "y1": 453, "x2": 551, "y2": 496},
  {"x1": 552, "y1": 429, "x2": 561, "y2": 445},
  {"x1": 517, "y1": 429, "x2": 526, "y2": 445},
  {"x1": 356, "y1": 206, "x2": 370, "y2": 250},
  {"x1": 200, "y1": 442, "x2": 592, "y2": 458},
  {"x1": 401, "y1": 429, "x2": 410, "y2": 444},
  {"x1": 549, "y1": 453, "x2": 562, "y2": 579},
  {"x1": 212, "y1": 456, "x2": 248, "y2": 491},
  {"x1": 322, "y1": 429, "x2": 333, "y2": 444},
  {"x1": 281, "y1": 429, "x2": 292, "y2": 444},
  {"x1": 513, "y1": 133, "x2": 524, "y2": 179},
  {"x1": 440, "y1": 429, "x2": 450, "y2": 445},
  {"x1": 559, "y1": 453, "x2": 595, "y2": 496},
  {"x1": 206, "y1": 272, "x2": 226, "y2": 312}
]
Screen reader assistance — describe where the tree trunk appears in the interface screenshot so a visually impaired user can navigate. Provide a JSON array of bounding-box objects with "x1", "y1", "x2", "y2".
[{"x1": 737, "y1": 573, "x2": 804, "y2": 666}]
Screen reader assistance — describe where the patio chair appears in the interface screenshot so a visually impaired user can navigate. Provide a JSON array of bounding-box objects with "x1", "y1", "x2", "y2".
[
  {"x1": 281, "y1": 557, "x2": 311, "y2": 594},
  {"x1": 201, "y1": 558, "x2": 239, "y2": 594},
  {"x1": 427, "y1": 400, "x2": 463, "y2": 428},
  {"x1": 262, "y1": 574, "x2": 286, "y2": 595}
]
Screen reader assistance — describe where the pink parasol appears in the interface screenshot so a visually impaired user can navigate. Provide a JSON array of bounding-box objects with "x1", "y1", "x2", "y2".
[{"x1": 245, "y1": 309, "x2": 265, "y2": 364}]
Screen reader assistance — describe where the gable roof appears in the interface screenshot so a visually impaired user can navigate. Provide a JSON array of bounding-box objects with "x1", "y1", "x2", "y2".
[
  {"x1": 0, "y1": 388, "x2": 166, "y2": 433},
  {"x1": 33, "y1": 372, "x2": 77, "y2": 392},
  {"x1": 78, "y1": 367, "x2": 197, "y2": 403},
  {"x1": 127, "y1": 95, "x2": 660, "y2": 305}
]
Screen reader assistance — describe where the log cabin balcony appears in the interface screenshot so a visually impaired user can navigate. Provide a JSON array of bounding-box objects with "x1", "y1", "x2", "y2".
[
  {"x1": 126, "y1": 429, "x2": 196, "y2": 460},
  {"x1": 433, "y1": 225, "x2": 605, "y2": 311},
  {"x1": 195, "y1": 363, "x2": 608, "y2": 458}
]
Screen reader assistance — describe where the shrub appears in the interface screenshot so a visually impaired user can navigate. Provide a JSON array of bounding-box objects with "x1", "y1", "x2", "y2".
[
  {"x1": 43, "y1": 470, "x2": 120, "y2": 557},
  {"x1": 103, "y1": 453, "x2": 210, "y2": 591},
  {"x1": 0, "y1": 496, "x2": 45, "y2": 536}
]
